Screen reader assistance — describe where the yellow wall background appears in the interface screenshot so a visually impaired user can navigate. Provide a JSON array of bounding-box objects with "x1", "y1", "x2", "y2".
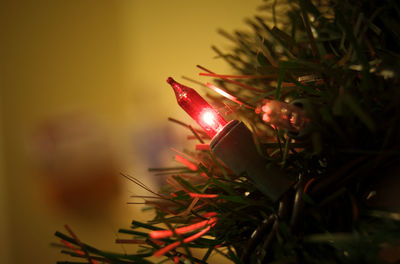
[{"x1": 0, "y1": 0, "x2": 261, "y2": 263}]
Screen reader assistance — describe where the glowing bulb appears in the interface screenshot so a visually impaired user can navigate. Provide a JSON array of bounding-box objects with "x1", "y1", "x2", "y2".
[
  {"x1": 261, "y1": 104, "x2": 272, "y2": 114},
  {"x1": 167, "y1": 77, "x2": 227, "y2": 137},
  {"x1": 201, "y1": 110, "x2": 216, "y2": 126},
  {"x1": 259, "y1": 99, "x2": 307, "y2": 132},
  {"x1": 262, "y1": 113, "x2": 271, "y2": 122}
]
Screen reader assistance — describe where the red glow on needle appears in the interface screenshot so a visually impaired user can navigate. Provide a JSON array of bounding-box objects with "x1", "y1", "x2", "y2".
[
  {"x1": 206, "y1": 82, "x2": 256, "y2": 110},
  {"x1": 153, "y1": 225, "x2": 212, "y2": 257},
  {"x1": 150, "y1": 217, "x2": 217, "y2": 239},
  {"x1": 174, "y1": 154, "x2": 198, "y2": 171},
  {"x1": 206, "y1": 83, "x2": 239, "y2": 103},
  {"x1": 195, "y1": 144, "x2": 210, "y2": 151},
  {"x1": 188, "y1": 193, "x2": 218, "y2": 198}
]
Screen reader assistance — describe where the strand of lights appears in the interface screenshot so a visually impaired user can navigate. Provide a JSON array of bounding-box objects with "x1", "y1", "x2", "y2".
[
  {"x1": 168, "y1": 77, "x2": 293, "y2": 201},
  {"x1": 168, "y1": 78, "x2": 293, "y2": 201}
]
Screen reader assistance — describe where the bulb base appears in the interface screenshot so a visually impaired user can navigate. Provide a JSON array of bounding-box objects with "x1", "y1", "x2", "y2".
[{"x1": 211, "y1": 120, "x2": 293, "y2": 201}]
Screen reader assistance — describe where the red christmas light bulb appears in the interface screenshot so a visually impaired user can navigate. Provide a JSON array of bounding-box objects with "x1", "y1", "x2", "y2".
[
  {"x1": 259, "y1": 99, "x2": 308, "y2": 133},
  {"x1": 167, "y1": 77, "x2": 227, "y2": 137}
]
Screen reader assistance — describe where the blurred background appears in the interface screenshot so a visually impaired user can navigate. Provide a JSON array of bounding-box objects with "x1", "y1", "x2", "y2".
[{"x1": 0, "y1": 0, "x2": 260, "y2": 263}]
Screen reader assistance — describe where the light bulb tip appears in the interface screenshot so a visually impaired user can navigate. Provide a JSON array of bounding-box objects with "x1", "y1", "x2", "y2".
[{"x1": 167, "y1": 77, "x2": 175, "y2": 85}]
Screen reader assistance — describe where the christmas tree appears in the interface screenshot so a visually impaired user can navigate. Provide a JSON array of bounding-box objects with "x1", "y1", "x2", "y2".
[{"x1": 55, "y1": 0, "x2": 400, "y2": 263}]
